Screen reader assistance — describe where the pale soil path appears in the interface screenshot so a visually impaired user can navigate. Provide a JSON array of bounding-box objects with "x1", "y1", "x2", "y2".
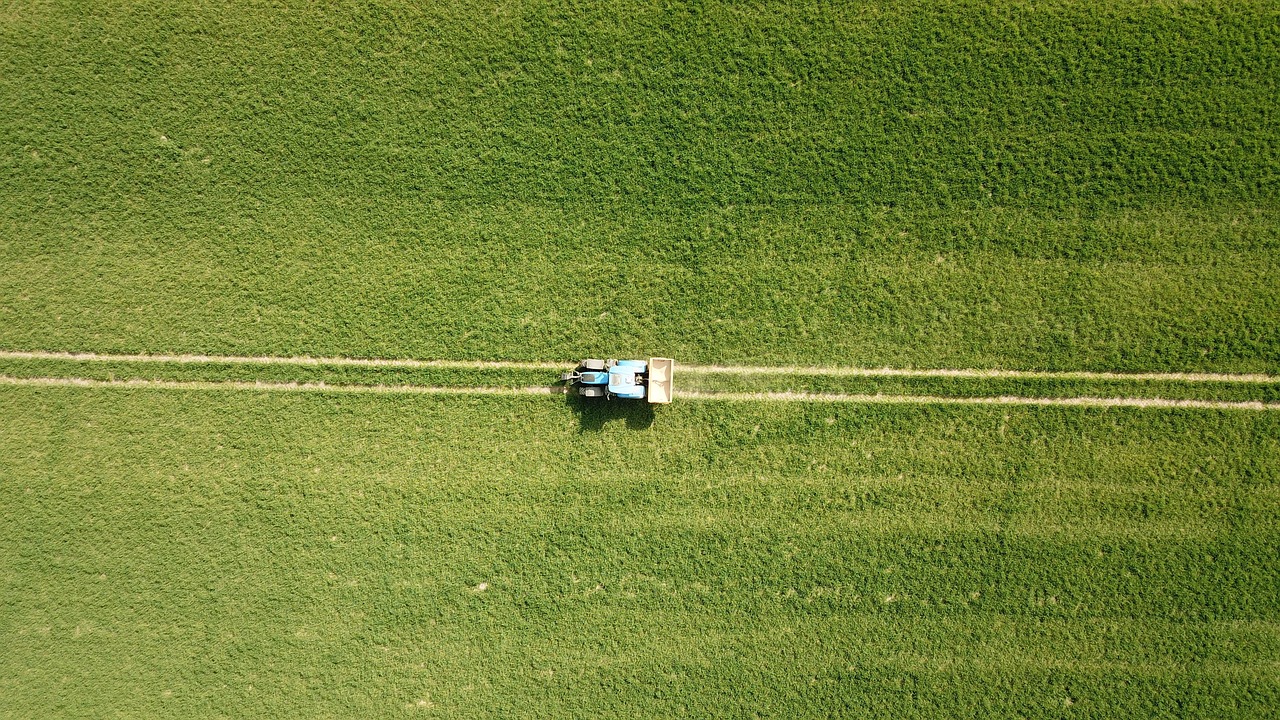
[
  {"x1": 1, "y1": 350, "x2": 1276, "y2": 384},
  {"x1": 3, "y1": 376, "x2": 1277, "y2": 412},
  {"x1": 679, "y1": 389, "x2": 1280, "y2": 411},
  {"x1": 0, "y1": 350, "x2": 566, "y2": 371},
  {"x1": 682, "y1": 364, "x2": 1280, "y2": 384},
  {"x1": 0, "y1": 375, "x2": 563, "y2": 397}
]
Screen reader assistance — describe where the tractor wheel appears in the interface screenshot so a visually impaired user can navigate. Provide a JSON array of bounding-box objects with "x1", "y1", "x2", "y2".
[
  {"x1": 579, "y1": 386, "x2": 605, "y2": 398},
  {"x1": 580, "y1": 359, "x2": 606, "y2": 371}
]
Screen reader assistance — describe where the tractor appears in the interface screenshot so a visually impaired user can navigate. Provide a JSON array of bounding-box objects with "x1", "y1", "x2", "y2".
[{"x1": 559, "y1": 358, "x2": 674, "y2": 403}]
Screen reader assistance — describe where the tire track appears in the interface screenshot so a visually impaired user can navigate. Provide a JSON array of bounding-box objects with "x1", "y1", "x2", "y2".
[
  {"x1": 679, "y1": 389, "x2": 1280, "y2": 411},
  {"x1": 0, "y1": 349, "x2": 565, "y2": 371},
  {"x1": 3, "y1": 376, "x2": 1277, "y2": 411},
  {"x1": 679, "y1": 364, "x2": 1279, "y2": 384},
  {"x1": 1, "y1": 349, "x2": 1276, "y2": 384},
  {"x1": 0, "y1": 375, "x2": 565, "y2": 397}
]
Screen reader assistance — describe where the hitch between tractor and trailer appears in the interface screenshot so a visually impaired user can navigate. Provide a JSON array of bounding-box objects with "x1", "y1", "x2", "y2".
[{"x1": 558, "y1": 358, "x2": 674, "y2": 403}]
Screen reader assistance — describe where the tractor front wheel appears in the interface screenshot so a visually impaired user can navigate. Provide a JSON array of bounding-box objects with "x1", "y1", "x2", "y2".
[{"x1": 580, "y1": 359, "x2": 606, "y2": 371}]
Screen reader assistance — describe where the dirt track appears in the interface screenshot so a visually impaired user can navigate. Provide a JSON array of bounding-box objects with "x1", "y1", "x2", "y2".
[
  {"x1": 3, "y1": 375, "x2": 1276, "y2": 412},
  {"x1": 1, "y1": 350, "x2": 1275, "y2": 384}
]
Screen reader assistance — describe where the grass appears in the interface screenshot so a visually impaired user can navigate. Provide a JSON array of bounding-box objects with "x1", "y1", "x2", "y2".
[
  {"x1": 2, "y1": 1, "x2": 1278, "y2": 370},
  {"x1": 2, "y1": 1, "x2": 1279, "y2": 716},
  {"x1": 2, "y1": 386, "x2": 1278, "y2": 717}
]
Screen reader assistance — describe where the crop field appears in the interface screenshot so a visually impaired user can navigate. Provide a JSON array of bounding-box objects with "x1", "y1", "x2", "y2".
[{"x1": 2, "y1": 0, "x2": 1278, "y2": 718}]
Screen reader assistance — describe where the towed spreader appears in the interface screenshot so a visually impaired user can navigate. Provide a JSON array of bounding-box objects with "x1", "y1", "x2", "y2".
[{"x1": 559, "y1": 358, "x2": 674, "y2": 403}]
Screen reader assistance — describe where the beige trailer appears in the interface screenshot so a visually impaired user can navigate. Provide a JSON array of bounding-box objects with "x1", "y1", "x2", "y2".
[{"x1": 646, "y1": 357, "x2": 674, "y2": 404}]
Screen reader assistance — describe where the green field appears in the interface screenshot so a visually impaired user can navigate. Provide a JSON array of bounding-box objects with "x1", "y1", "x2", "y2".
[
  {"x1": 2, "y1": 0, "x2": 1279, "y2": 717},
  {"x1": 4, "y1": 388, "x2": 1279, "y2": 717},
  {"x1": 3, "y1": 0, "x2": 1278, "y2": 369}
]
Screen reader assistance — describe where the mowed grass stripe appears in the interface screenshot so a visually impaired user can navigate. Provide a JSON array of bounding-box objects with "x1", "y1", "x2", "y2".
[
  {"x1": 4, "y1": 375, "x2": 1278, "y2": 412},
  {"x1": 2, "y1": 350, "x2": 1276, "y2": 384}
]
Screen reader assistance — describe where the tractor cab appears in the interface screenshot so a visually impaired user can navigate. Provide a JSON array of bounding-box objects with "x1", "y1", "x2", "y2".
[{"x1": 607, "y1": 360, "x2": 647, "y2": 400}]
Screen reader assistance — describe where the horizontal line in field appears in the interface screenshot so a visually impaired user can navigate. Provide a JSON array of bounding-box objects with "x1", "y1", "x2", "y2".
[
  {"x1": 3, "y1": 376, "x2": 1276, "y2": 412},
  {"x1": 0, "y1": 375, "x2": 565, "y2": 397},
  {"x1": 1, "y1": 350, "x2": 1276, "y2": 384},
  {"x1": 679, "y1": 364, "x2": 1280, "y2": 384},
  {"x1": 678, "y1": 390, "x2": 1280, "y2": 411},
  {"x1": 0, "y1": 350, "x2": 566, "y2": 371}
]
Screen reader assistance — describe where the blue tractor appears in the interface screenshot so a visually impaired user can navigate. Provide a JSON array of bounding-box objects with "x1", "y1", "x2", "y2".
[{"x1": 560, "y1": 358, "x2": 674, "y2": 403}]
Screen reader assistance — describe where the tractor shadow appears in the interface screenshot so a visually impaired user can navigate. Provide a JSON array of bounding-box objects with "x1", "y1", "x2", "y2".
[{"x1": 562, "y1": 391, "x2": 655, "y2": 431}]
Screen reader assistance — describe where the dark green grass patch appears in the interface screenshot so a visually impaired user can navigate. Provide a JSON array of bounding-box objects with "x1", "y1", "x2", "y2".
[
  {"x1": 4, "y1": 1, "x2": 1276, "y2": 208},
  {"x1": 2, "y1": 387, "x2": 1278, "y2": 717},
  {"x1": 2, "y1": 1, "x2": 1278, "y2": 370}
]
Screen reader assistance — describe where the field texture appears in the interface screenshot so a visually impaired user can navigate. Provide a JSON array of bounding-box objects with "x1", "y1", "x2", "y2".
[
  {"x1": 2, "y1": 0, "x2": 1278, "y2": 370},
  {"x1": 4, "y1": 387, "x2": 1279, "y2": 717},
  {"x1": 2, "y1": 0, "x2": 1279, "y2": 718}
]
